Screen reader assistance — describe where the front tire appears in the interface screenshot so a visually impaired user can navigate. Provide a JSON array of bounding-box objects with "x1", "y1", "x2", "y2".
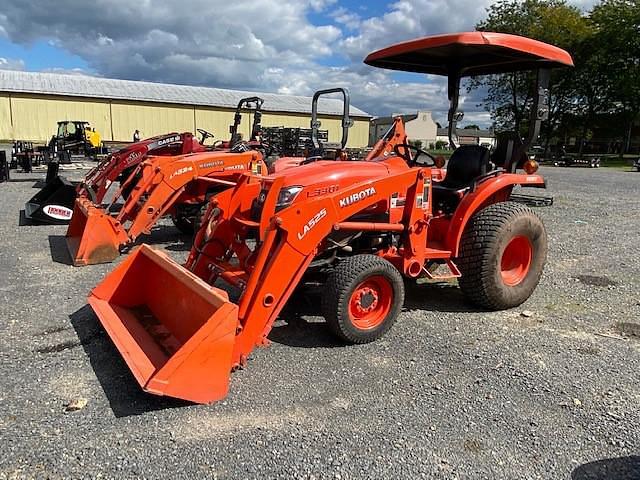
[
  {"x1": 457, "y1": 201, "x2": 547, "y2": 310},
  {"x1": 322, "y1": 255, "x2": 404, "y2": 344}
]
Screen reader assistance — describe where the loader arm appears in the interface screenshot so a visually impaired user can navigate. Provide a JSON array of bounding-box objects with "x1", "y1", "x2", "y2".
[
  {"x1": 66, "y1": 150, "x2": 265, "y2": 266},
  {"x1": 79, "y1": 132, "x2": 199, "y2": 204},
  {"x1": 365, "y1": 117, "x2": 408, "y2": 161},
  {"x1": 115, "y1": 151, "x2": 265, "y2": 243}
]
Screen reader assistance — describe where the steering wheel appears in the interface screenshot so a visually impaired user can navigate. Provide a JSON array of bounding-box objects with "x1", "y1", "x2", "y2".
[
  {"x1": 393, "y1": 143, "x2": 436, "y2": 167},
  {"x1": 197, "y1": 128, "x2": 215, "y2": 143}
]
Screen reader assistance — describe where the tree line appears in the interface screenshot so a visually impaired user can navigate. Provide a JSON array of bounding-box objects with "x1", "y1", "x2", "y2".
[{"x1": 471, "y1": 0, "x2": 639, "y2": 154}]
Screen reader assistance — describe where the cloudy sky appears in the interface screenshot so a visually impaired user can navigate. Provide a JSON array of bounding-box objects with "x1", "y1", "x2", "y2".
[{"x1": 0, "y1": 0, "x2": 597, "y2": 124}]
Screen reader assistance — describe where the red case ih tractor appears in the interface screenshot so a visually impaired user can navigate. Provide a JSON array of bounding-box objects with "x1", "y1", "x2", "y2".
[{"x1": 87, "y1": 32, "x2": 573, "y2": 404}]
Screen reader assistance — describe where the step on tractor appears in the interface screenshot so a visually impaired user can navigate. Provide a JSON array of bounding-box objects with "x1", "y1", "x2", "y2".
[
  {"x1": 66, "y1": 89, "x2": 357, "y2": 266},
  {"x1": 87, "y1": 32, "x2": 573, "y2": 404}
]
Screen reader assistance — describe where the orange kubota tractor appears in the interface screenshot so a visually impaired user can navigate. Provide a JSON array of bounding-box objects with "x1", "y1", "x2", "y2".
[
  {"x1": 65, "y1": 90, "x2": 357, "y2": 266},
  {"x1": 87, "y1": 32, "x2": 573, "y2": 404}
]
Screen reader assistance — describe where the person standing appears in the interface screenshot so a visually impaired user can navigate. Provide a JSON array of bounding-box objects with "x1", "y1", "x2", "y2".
[{"x1": 133, "y1": 129, "x2": 141, "y2": 142}]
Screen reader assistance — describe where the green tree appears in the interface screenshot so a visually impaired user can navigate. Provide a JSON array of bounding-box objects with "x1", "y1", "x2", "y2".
[
  {"x1": 463, "y1": 124, "x2": 480, "y2": 130},
  {"x1": 409, "y1": 139, "x2": 423, "y2": 150},
  {"x1": 471, "y1": 0, "x2": 591, "y2": 144},
  {"x1": 588, "y1": 0, "x2": 640, "y2": 152}
]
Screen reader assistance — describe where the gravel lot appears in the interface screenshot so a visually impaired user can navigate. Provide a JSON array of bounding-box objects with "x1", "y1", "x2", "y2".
[{"x1": 1, "y1": 166, "x2": 639, "y2": 479}]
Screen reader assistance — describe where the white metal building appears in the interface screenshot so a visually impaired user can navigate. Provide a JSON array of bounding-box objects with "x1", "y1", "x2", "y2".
[{"x1": 0, "y1": 70, "x2": 371, "y2": 147}]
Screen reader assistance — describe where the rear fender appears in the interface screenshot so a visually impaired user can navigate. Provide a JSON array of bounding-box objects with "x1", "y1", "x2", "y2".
[{"x1": 445, "y1": 173, "x2": 545, "y2": 257}]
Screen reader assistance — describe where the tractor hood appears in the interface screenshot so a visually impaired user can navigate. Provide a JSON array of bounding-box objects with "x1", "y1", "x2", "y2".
[
  {"x1": 272, "y1": 156, "x2": 408, "y2": 191},
  {"x1": 253, "y1": 156, "x2": 409, "y2": 214}
]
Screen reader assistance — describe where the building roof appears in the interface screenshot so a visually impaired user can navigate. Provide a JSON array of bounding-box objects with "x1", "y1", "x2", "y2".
[
  {"x1": 437, "y1": 127, "x2": 495, "y2": 137},
  {"x1": 0, "y1": 70, "x2": 370, "y2": 118}
]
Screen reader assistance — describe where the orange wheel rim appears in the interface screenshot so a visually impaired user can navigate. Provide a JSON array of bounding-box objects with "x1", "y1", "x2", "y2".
[
  {"x1": 500, "y1": 235, "x2": 533, "y2": 286},
  {"x1": 348, "y1": 275, "x2": 392, "y2": 330}
]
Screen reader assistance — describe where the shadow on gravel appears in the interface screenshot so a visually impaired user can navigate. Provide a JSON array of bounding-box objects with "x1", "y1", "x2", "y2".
[
  {"x1": 572, "y1": 456, "x2": 640, "y2": 480},
  {"x1": 269, "y1": 292, "x2": 344, "y2": 348},
  {"x1": 403, "y1": 281, "x2": 482, "y2": 313},
  {"x1": 133, "y1": 225, "x2": 192, "y2": 252},
  {"x1": 269, "y1": 281, "x2": 481, "y2": 348},
  {"x1": 69, "y1": 305, "x2": 192, "y2": 417},
  {"x1": 48, "y1": 235, "x2": 74, "y2": 265}
]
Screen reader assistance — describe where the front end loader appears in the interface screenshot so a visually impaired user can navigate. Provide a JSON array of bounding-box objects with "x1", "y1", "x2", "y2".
[
  {"x1": 25, "y1": 94, "x2": 265, "y2": 225},
  {"x1": 24, "y1": 131, "x2": 209, "y2": 225},
  {"x1": 66, "y1": 149, "x2": 266, "y2": 266},
  {"x1": 85, "y1": 32, "x2": 574, "y2": 404}
]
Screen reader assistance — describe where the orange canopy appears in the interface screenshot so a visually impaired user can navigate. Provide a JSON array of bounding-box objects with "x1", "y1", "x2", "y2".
[{"x1": 364, "y1": 31, "x2": 574, "y2": 76}]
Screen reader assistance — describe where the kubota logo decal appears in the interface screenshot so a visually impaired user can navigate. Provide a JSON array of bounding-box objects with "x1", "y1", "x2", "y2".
[
  {"x1": 297, "y1": 208, "x2": 327, "y2": 240},
  {"x1": 339, "y1": 187, "x2": 376, "y2": 208},
  {"x1": 169, "y1": 166, "x2": 194, "y2": 179},
  {"x1": 224, "y1": 164, "x2": 246, "y2": 171},
  {"x1": 43, "y1": 205, "x2": 73, "y2": 220},
  {"x1": 200, "y1": 160, "x2": 224, "y2": 169}
]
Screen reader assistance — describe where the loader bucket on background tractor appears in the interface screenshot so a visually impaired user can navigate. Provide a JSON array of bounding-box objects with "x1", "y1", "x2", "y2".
[
  {"x1": 88, "y1": 245, "x2": 239, "y2": 404},
  {"x1": 24, "y1": 175, "x2": 77, "y2": 224},
  {"x1": 65, "y1": 198, "x2": 125, "y2": 265}
]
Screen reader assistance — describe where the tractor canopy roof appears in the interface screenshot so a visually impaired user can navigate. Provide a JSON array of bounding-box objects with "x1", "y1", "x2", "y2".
[{"x1": 364, "y1": 31, "x2": 573, "y2": 77}]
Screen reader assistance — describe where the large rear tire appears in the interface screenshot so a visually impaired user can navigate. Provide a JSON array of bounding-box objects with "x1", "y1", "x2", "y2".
[
  {"x1": 457, "y1": 201, "x2": 547, "y2": 310},
  {"x1": 322, "y1": 255, "x2": 404, "y2": 344}
]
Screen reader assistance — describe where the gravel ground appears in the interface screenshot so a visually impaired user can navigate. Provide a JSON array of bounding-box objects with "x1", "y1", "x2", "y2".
[{"x1": 0, "y1": 166, "x2": 639, "y2": 479}]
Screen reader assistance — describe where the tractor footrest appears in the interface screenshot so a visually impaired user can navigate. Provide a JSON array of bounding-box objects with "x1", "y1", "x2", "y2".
[{"x1": 423, "y1": 259, "x2": 461, "y2": 280}]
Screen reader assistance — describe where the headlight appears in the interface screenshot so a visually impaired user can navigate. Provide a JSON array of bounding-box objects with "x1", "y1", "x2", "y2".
[{"x1": 276, "y1": 186, "x2": 303, "y2": 210}]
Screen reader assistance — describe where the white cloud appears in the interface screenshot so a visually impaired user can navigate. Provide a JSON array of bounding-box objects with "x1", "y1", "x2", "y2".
[
  {"x1": 331, "y1": 7, "x2": 362, "y2": 30},
  {"x1": 340, "y1": 0, "x2": 491, "y2": 63},
  {"x1": 0, "y1": 0, "x2": 598, "y2": 125},
  {"x1": 0, "y1": 57, "x2": 25, "y2": 70}
]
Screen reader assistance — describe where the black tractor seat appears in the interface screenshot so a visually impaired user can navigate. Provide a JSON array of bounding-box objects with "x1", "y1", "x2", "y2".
[{"x1": 432, "y1": 144, "x2": 494, "y2": 212}]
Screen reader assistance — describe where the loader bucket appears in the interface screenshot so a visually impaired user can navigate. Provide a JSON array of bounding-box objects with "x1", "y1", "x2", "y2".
[
  {"x1": 65, "y1": 198, "x2": 123, "y2": 266},
  {"x1": 24, "y1": 176, "x2": 77, "y2": 224},
  {"x1": 88, "y1": 245, "x2": 239, "y2": 404}
]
